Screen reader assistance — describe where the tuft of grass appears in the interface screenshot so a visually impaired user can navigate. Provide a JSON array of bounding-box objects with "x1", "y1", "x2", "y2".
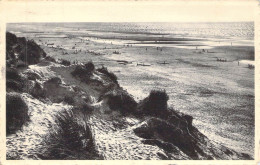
[
  {"x1": 63, "y1": 95, "x2": 75, "y2": 105},
  {"x1": 71, "y1": 65, "x2": 93, "y2": 83},
  {"x1": 60, "y1": 59, "x2": 71, "y2": 66},
  {"x1": 137, "y1": 89, "x2": 169, "y2": 118},
  {"x1": 45, "y1": 77, "x2": 62, "y2": 85},
  {"x1": 6, "y1": 67, "x2": 23, "y2": 82},
  {"x1": 103, "y1": 89, "x2": 137, "y2": 115},
  {"x1": 26, "y1": 71, "x2": 41, "y2": 81},
  {"x1": 6, "y1": 80, "x2": 24, "y2": 92},
  {"x1": 16, "y1": 61, "x2": 28, "y2": 68},
  {"x1": 19, "y1": 39, "x2": 46, "y2": 65},
  {"x1": 84, "y1": 61, "x2": 95, "y2": 72},
  {"x1": 6, "y1": 67, "x2": 25, "y2": 92},
  {"x1": 97, "y1": 66, "x2": 118, "y2": 84},
  {"x1": 45, "y1": 56, "x2": 56, "y2": 63},
  {"x1": 6, "y1": 32, "x2": 46, "y2": 65},
  {"x1": 40, "y1": 110, "x2": 102, "y2": 160},
  {"x1": 30, "y1": 82, "x2": 46, "y2": 99},
  {"x1": 6, "y1": 92, "x2": 29, "y2": 135}
]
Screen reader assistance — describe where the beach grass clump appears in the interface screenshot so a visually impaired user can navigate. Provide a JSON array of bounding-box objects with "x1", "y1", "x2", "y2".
[
  {"x1": 71, "y1": 102, "x2": 95, "y2": 117},
  {"x1": 103, "y1": 89, "x2": 137, "y2": 115},
  {"x1": 6, "y1": 80, "x2": 24, "y2": 92},
  {"x1": 84, "y1": 61, "x2": 95, "y2": 72},
  {"x1": 6, "y1": 32, "x2": 18, "y2": 48},
  {"x1": 60, "y1": 59, "x2": 71, "y2": 66},
  {"x1": 45, "y1": 77, "x2": 62, "y2": 85},
  {"x1": 6, "y1": 67, "x2": 24, "y2": 92},
  {"x1": 63, "y1": 95, "x2": 75, "y2": 105},
  {"x1": 6, "y1": 92, "x2": 29, "y2": 135},
  {"x1": 63, "y1": 94, "x2": 91, "y2": 108},
  {"x1": 40, "y1": 110, "x2": 101, "y2": 160},
  {"x1": 29, "y1": 81, "x2": 46, "y2": 99},
  {"x1": 45, "y1": 56, "x2": 56, "y2": 63},
  {"x1": 6, "y1": 32, "x2": 47, "y2": 66},
  {"x1": 19, "y1": 39, "x2": 46, "y2": 65},
  {"x1": 97, "y1": 66, "x2": 118, "y2": 84},
  {"x1": 16, "y1": 60, "x2": 28, "y2": 68},
  {"x1": 137, "y1": 89, "x2": 169, "y2": 117},
  {"x1": 6, "y1": 67, "x2": 22, "y2": 81},
  {"x1": 71, "y1": 65, "x2": 93, "y2": 83},
  {"x1": 25, "y1": 71, "x2": 41, "y2": 81}
]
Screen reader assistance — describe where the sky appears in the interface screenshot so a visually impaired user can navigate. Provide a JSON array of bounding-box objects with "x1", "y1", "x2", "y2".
[{"x1": 0, "y1": 0, "x2": 258, "y2": 22}]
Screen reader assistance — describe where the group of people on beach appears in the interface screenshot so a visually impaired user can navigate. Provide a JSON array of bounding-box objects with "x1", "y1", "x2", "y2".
[{"x1": 216, "y1": 58, "x2": 227, "y2": 62}]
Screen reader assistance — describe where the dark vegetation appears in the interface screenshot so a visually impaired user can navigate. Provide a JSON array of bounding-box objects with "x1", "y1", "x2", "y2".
[
  {"x1": 45, "y1": 77, "x2": 62, "y2": 85},
  {"x1": 6, "y1": 93, "x2": 29, "y2": 135},
  {"x1": 6, "y1": 67, "x2": 24, "y2": 92},
  {"x1": 84, "y1": 61, "x2": 95, "y2": 72},
  {"x1": 25, "y1": 71, "x2": 41, "y2": 81},
  {"x1": 39, "y1": 110, "x2": 102, "y2": 160},
  {"x1": 29, "y1": 81, "x2": 46, "y2": 99},
  {"x1": 6, "y1": 32, "x2": 46, "y2": 66},
  {"x1": 70, "y1": 62, "x2": 119, "y2": 95},
  {"x1": 71, "y1": 64, "x2": 94, "y2": 83},
  {"x1": 137, "y1": 90, "x2": 169, "y2": 117},
  {"x1": 97, "y1": 66, "x2": 118, "y2": 84},
  {"x1": 6, "y1": 32, "x2": 47, "y2": 93},
  {"x1": 60, "y1": 59, "x2": 71, "y2": 66},
  {"x1": 63, "y1": 95, "x2": 75, "y2": 105},
  {"x1": 101, "y1": 89, "x2": 137, "y2": 115},
  {"x1": 44, "y1": 56, "x2": 56, "y2": 63},
  {"x1": 63, "y1": 94, "x2": 93, "y2": 114}
]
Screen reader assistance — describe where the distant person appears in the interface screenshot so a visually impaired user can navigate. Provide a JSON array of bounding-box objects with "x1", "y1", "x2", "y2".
[
  {"x1": 146, "y1": 48, "x2": 147, "y2": 51},
  {"x1": 238, "y1": 61, "x2": 239, "y2": 66}
]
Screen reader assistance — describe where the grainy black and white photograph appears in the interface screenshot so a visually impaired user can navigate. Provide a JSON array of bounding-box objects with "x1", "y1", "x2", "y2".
[{"x1": 2, "y1": 0, "x2": 259, "y2": 162}]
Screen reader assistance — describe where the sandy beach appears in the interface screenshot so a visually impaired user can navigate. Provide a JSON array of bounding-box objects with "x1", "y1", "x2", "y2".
[{"x1": 6, "y1": 22, "x2": 255, "y2": 159}]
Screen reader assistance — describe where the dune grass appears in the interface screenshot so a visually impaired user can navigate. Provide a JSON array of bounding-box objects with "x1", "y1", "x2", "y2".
[
  {"x1": 6, "y1": 93, "x2": 29, "y2": 135},
  {"x1": 103, "y1": 89, "x2": 137, "y2": 115},
  {"x1": 97, "y1": 66, "x2": 118, "y2": 84},
  {"x1": 137, "y1": 89, "x2": 169, "y2": 117},
  {"x1": 6, "y1": 67, "x2": 25, "y2": 92},
  {"x1": 84, "y1": 61, "x2": 95, "y2": 72},
  {"x1": 60, "y1": 59, "x2": 71, "y2": 66},
  {"x1": 40, "y1": 109, "x2": 102, "y2": 160},
  {"x1": 71, "y1": 64, "x2": 93, "y2": 83},
  {"x1": 44, "y1": 56, "x2": 56, "y2": 63}
]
